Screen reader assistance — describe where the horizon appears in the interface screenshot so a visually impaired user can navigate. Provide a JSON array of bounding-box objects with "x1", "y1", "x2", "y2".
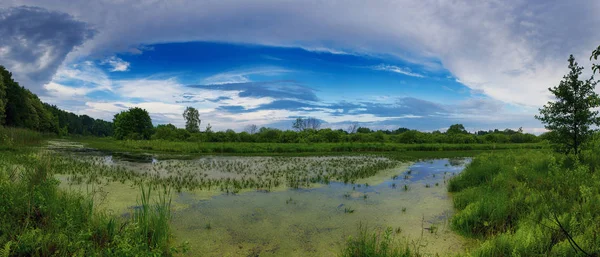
[{"x1": 1, "y1": 1, "x2": 600, "y2": 134}]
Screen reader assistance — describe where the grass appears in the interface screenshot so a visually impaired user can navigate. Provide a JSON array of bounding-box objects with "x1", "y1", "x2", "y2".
[
  {"x1": 0, "y1": 126, "x2": 53, "y2": 150},
  {"x1": 448, "y1": 149, "x2": 600, "y2": 256},
  {"x1": 339, "y1": 224, "x2": 419, "y2": 257},
  {"x1": 0, "y1": 151, "x2": 185, "y2": 256},
  {"x1": 72, "y1": 137, "x2": 547, "y2": 157}
]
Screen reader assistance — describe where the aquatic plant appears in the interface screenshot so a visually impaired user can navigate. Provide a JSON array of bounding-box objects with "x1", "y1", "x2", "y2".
[{"x1": 339, "y1": 224, "x2": 417, "y2": 257}]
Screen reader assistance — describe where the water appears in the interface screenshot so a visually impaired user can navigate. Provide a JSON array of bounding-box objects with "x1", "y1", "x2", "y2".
[
  {"x1": 169, "y1": 158, "x2": 470, "y2": 256},
  {"x1": 49, "y1": 141, "x2": 470, "y2": 256}
]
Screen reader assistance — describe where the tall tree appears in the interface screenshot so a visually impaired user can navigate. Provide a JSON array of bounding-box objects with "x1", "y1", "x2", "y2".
[
  {"x1": 535, "y1": 55, "x2": 600, "y2": 154},
  {"x1": 347, "y1": 123, "x2": 359, "y2": 134},
  {"x1": 292, "y1": 117, "x2": 321, "y2": 131},
  {"x1": 113, "y1": 107, "x2": 153, "y2": 140},
  {"x1": 183, "y1": 106, "x2": 201, "y2": 133},
  {"x1": 244, "y1": 124, "x2": 258, "y2": 134}
]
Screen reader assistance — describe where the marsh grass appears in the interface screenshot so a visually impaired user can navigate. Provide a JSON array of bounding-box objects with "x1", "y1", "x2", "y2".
[
  {"x1": 0, "y1": 151, "x2": 183, "y2": 256},
  {"x1": 449, "y1": 150, "x2": 600, "y2": 256},
  {"x1": 0, "y1": 126, "x2": 51, "y2": 149},
  {"x1": 340, "y1": 224, "x2": 419, "y2": 257}
]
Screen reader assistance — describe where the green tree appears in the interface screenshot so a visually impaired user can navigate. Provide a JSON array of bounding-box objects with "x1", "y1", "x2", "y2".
[
  {"x1": 183, "y1": 106, "x2": 201, "y2": 133},
  {"x1": 446, "y1": 124, "x2": 467, "y2": 134},
  {"x1": 113, "y1": 107, "x2": 153, "y2": 140},
  {"x1": 535, "y1": 55, "x2": 600, "y2": 154}
]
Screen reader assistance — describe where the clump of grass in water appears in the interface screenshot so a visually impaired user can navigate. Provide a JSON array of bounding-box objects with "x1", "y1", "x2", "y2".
[
  {"x1": 133, "y1": 183, "x2": 173, "y2": 253},
  {"x1": 344, "y1": 207, "x2": 355, "y2": 214},
  {"x1": 340, "y1": 224, "x2": 417, "y2": 257}
]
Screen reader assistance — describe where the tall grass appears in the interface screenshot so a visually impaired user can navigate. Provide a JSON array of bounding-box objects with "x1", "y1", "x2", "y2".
[
  {"x1": 340, "y1": 224, "x2": 419, "y2": 257},
  {"x1": 0, "y1": 126, "x2": 51, "y2": 149},
  {"x1": 133, "y1": 184, "x2": 173, "y2": 253},
  {"x1": 0, "y1": 151, "x2": 183, "y2": 256},
  {"x1": 448, "y1": 150, "x2": 600, "y2": 256}
]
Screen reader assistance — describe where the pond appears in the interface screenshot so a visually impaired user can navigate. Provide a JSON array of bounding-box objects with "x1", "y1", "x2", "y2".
[{"x1": 49, "y1": 141, "x2": 470, "y2": 256}]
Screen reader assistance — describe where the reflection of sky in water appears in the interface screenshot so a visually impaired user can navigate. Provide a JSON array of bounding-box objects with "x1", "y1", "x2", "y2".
[{"x1": 172, "y1": 158, "x2": 471, "y2": 257}]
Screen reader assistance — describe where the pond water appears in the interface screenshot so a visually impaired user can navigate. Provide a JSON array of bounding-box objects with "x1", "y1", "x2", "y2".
[{"x1": 49, "y1": 141, "x2": 470, "y2": 256}]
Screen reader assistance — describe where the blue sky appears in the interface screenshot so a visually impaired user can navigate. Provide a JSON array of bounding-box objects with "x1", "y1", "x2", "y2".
[{"x1": 1, "y1": 1, "x2": 600, "y2": 133}]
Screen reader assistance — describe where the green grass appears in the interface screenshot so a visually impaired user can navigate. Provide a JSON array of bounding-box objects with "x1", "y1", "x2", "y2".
[
  {"x1": 0, "y1": 126, "x2": 53, "y2": 150},
  {"x1": 448, "y1": 149, "x2": 600, "y2": 256},
  {"x1": 71, "y1": 137, "x2": 547, "y2": 158},
  {"x1": 0, "y1": 151, "x2": 185, "y2": 256},
  {"x1": 340, "y1": 224, "x2": 419, "y2": 257}
]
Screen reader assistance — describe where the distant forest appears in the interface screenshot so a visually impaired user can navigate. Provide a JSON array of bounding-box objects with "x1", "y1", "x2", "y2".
[
  {"x1": 0, "y1": 66, "x2": 113, "y2": 136},
  {"x1": 0, "y1": 65, "x2": 541, "y2": 144}
]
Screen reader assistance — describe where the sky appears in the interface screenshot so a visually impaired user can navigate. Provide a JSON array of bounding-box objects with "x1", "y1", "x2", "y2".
[{"x1": 1, "y1": 1, "x2": 599, "y2": 133}]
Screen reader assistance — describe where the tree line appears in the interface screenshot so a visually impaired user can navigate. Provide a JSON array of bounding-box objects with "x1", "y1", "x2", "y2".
[
  {"x1": 0, "y1": 66, "x2": 113, "y2": 136},
  {"x1": 111, "y1": 106, "x2": 541, "y2": 144}
]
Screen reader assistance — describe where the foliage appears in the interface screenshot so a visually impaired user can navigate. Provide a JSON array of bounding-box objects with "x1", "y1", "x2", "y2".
[
  {"x1": 182, "y1": 107, "x2": 200, "y2": 133},
  {"x1": 152, "y1": 124, "x2": 190, "y2": 141},
  {"x1": 446, "y1": 124, "x2": 468, "y2": 134},
  {"x1": 591, "y1": 44, "x2": 600, "y2": 75},
  {"x1": 0, "y1": 151, "x2": 184, "y2": 256},
  {"x1": 0, "y1": 66, "x2": 113, "y2": 137},
  {"x1": 45, "y1": 104, "x2": 113, "y2": 137},
  {"x1": 449, "y1": 149, "x2": 600, "y2": 256},
  {"x1": 113, "y1": 107, "x2": 154, "y2": 140},
  {"x1": 536, "y1": 55, "x2": 600, "y2": 154}
]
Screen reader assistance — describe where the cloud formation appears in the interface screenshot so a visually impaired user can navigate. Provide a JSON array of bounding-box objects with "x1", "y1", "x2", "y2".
[
  {"x1": 2, "y1": 0, "x2": 598, "y2": 107},
  {"x1": 0, "y1": 6, "x2": 94, "y2": 93}
]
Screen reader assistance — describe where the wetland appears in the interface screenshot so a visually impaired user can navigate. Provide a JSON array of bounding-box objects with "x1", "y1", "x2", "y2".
[{"x1": 49, "y1": 140, "x2": 471, "y2": 256}]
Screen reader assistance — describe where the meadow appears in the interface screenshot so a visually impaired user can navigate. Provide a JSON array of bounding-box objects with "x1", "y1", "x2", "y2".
[
  {"x1": 72, "y1": 137, "x2": 546, "y2": 157},
  {"x1": 448, "y1": 149, "x2": 600, "y2": 256}
]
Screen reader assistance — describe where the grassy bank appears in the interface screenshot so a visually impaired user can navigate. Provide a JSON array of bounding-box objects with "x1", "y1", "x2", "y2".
[
  {"x1": 448, "y1": 150, "x2": 600, "y2": 256},
  {"x1": 72, "y1": 137, "x2": 546, "y2": 156},
  {"x1": 0, "y1": 150, "x2": 185, "y2": 256},
  {"x1": 0, "y1": 126, "x2": 54, "y2": 150}
]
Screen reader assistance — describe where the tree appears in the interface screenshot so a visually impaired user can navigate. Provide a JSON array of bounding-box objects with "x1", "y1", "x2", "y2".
[
  {"x1": 535, "y1": 55, "x2": 600, "y2": 154},
  {"x1": 347, "y1": 123, "x2": 359, "y2": 134},
  {"x1": 244, "y1": 124, "x2": 258, "y2": 134},
  {"x1": 183, "y1": 106, "x2": 201, "y2": 133},
  {"x1": 591, "y1": 44, "x2": 600, "y2": 75},
  {"x1": 446, "y1": 124, "x2": 468, "y2": 134},
  {"x1": 113, "y1": 107, "x2": 153, "y2": 140},
  {"x1": 292, "y1": 117, "x2": 322, "y2": 131}
]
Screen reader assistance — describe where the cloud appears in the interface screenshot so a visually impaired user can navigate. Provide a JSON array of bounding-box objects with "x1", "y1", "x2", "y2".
[
  {"x1": 101, "y1": 56, "x2": 130, "y2": 72},
  {"x1": 201, "y1": 67, "x2": 293, "y2": 85},
  {"x1": 371, "y1": 64, "x2": 425, "y2": 78},
  {"x1": 188, "y1": 80, "x2": 319, "y2": 102},
  {"x1": 0, "y1": 6, "x2": 94, "y2": 93},
  {"x1": 7, "y1": 0, "x2": 596, "y2": 107}
]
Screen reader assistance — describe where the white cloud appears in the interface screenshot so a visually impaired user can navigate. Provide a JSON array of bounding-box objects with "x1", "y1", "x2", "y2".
[
  {"x1": 371, "y1": 64, "x2": 425, "y2": 78},
  {"x1": 202, "y1": 67, "x2": 293, "y2": 85},
  {"x1": 101, "y1": 56, "x2": 130, "y2": 72},
  {"x1": 114, "y1": 78, "x2": 182, "y2": 101}
]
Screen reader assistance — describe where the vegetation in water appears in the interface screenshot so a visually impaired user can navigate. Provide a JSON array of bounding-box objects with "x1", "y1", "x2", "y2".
[
  {"x1": 339, "y1": 225, "x2": 419, "y2": 257},
  {"x1": 0, "y1": 151, "x2": 185, "y2": 256}
]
